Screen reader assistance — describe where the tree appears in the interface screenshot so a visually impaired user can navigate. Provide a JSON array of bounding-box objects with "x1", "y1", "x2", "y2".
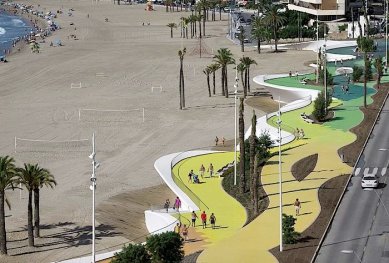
[
  {"x1": 113, "y1": 243, "x2": 151, "y2": 263},
  {"x1": 146, "y1": 232, "x2": 184, "y2": 263},
  {"x1": 16, "y1": 163, "x2": 41, "y2": 247},
  {"x1": 203, "y1": 67, "x2": 212, "y2": 97},
  {"x1": 0, "y1": 156, "x2": 17, "y2": 255},
  {"x1": 374, "y1": 56, "x2": 383, "y2": 88},
  {"x1": 213, "y1": 48, "x2": 235, "y2": 98},
  {"x1": 237, "y1": 63, "x2": 247, "y2": 96},
  {"x1": 167, "y1": 23, "x2": 177, "y2": 38},
  {"x1": 312, "y1": 91, "x2": 327, "y2": 121},
  {"x1": 249, "y1": 110, "x2": 257, "y2": 204},
  {"x1": 33, "y1": 167, "x2": 56, "y2": 238},
  {"x1": 208, "y1": 63, "x2": 220, "y2": 95},
  {"x1": 238, "y1": 98, "x2": 246, "y2": 194},
  {"x1": 358, "y1": 36, "x2": 374, "y2": 107},
  {"x1": 251, "y1": 17, "x2": 267, "y2": 54},
  {"x1": 352, "y1": 65, "x2": 363, "y2": 82},
  {"x1": 319, "y1": 69, "x2": 334, "y2": 85},
  {"x1": 283, "y1": 213, "x2": 300, "y2": 244},
  {"x1": 178, "y1": 48, "x2": 186, "y2": 109},
  {"x1": 262, "y1": 4, "x2": 286, "y2": 52},
  {"x1": 240, "y1": 56, "x2": 257, "y2": 94},
  {"x1": 238, "y1": 26, "x2": 245, "y2": 52}
]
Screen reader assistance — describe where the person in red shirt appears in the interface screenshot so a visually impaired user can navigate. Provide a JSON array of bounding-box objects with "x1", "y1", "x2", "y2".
[{"x1": 201, "y1": 211, "x2": 207, "y2": 229}]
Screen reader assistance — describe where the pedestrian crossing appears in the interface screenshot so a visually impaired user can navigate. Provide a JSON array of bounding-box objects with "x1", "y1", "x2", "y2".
[{"x1": 354, "y1": 167, "x2": 388, "y2": 177}]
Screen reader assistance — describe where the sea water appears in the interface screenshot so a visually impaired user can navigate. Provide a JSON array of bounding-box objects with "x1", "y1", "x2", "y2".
[{"x1": 0, "y1": 9, "x2": 33, "y2": 57}]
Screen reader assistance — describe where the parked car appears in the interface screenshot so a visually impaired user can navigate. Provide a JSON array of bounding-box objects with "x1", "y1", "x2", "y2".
[{"x1": 361, "y1": 175, "x2": 379, "y2": 189}]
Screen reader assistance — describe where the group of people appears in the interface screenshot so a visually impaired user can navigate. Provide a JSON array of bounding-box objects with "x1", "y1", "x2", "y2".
[
  {"x1": 164, "y1": 196, "x2": 182, "y2": 212},
  {"x1": 188, "y1": 163, "x2": 215, "y2": 183},
  {"x1": 295, "y1": 128, "x2": 305, "y2": 139},
  {"x1": 191, "y1": 211, "x2": 217, "y2": 229},
  {"x1": 215, "y1": 136, "x2": 226, "y2": 146}
]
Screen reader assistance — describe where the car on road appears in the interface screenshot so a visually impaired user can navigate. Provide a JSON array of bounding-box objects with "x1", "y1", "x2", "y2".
[{"x1": 361, "y1": 175, "x2": 379, "y2": 188}]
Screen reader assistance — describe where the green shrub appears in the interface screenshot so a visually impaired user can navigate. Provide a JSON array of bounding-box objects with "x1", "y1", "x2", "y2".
[
  {"x1": 112, "y1": 244, "x2": 151, "y2": 263},
  {"x1": 338, "y1": 24, "x2": 347, "y2": 32},
  {"x1": 312, "y1": 91, "x2": 326, "y2": 121},
  {"x1": 319, "y1": 69, "x2": 333, "y2": 85},
  {"x1": 353, "y1": 65, "x2": 363, "y2": 82},
  {"x1": 282, "y1": 213, "x2": 300, "y2": 244},
  {"x1": 146, "y1": 232, "x2": 184, "y2": 263}
]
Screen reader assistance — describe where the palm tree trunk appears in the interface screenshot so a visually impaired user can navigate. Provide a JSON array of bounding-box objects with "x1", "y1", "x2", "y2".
[
  {"x1": 182, "y1": 64, "x2": 185, "y2": 108},
  {"x1": 34, "y1": 188, "x2": 40, "y2": 238},
  {"x1": 212, "y1": 71, "x2": 216, "y2": 94},
  {"x1": 221, "y1": 66, "x2": 225, "y2": 96},
  {"x1": 364, "y1": 52, "x2": 368, "y2": 107},
  {"x1": 203, "y1": 9, "x2": 206, "y2": 36},
  {"x1": 245, "y1": 69, "x2": 248, "y2": 95},
  {"x1": 257, "y1": 39, "x2": 261, "y2": 54},
  {"x1": 207, "y1": 75, "x2": 211, "y2": 97},
  {"x1": 186, "y1": 27, "x2": 188, "y2": 39},
  {"x1": 179, "y1": 60, "x2": 183, "y2": 109},
  {"x1": 171, "y1": 28, "x2": 173, "y2": 38},
  {"x1": 166, "y1": 3, "x2": 168, "y2": 12},
  {"x1": 27, "y1": 189, "x2": 34, "y2": 247},
  {"x1": 239, "y1": 98, "x2": 245, "y2": 194},
  {"x1": 253, "y1": 152, "x2": 260, "y2": 214},
  {"x1": 241, "y1": 70, "x2": 246, "y2": 98},
  {"x1": 199, "y1": 19, "x2": 202, "y2": 38},
  {"x1": 219, "y1": 8, "x2": 221, "y2": 20},
  {"x1": 274, "y1": 26, "x2": 278, "y2": 52},
  {"x1": 0, "y1": 190, "x2": 7, "y2": 255},
  {"x1": 249, "y1": 110, "x2": 257, "y2": 204},
  {"x1": 225, "y1": 67, "x2": 229, "y2": 98}
]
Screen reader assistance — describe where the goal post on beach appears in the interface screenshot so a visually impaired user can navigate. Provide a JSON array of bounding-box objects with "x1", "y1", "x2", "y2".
[
  {"x1": 70, "y1": 82, "x2": 83, "y2": 89},
  {"x1": 151, "y1": 86, "x2": 163, "y2": 92},
  {"x1": 14, "y1": 137, "x2": 90, "y2": 153},
  {"x1": 78, "y1": 108, "x2": 145, "y2": 122}
]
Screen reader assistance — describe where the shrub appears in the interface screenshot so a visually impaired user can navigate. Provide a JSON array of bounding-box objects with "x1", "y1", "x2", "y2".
[
  {"x1": 319, "y1": 69, "x2": 333, "y2": 85},
  {"x1": 338, "y1": 24, "x2": 347, "y2": 32},
  {"x1": 353, "y1": 65, "x2": 363, "y2": 82},
  {"x1": 146, "y1": 232, "x2": 184, "y2": 263},
  {"x1": 282, "y1": 213, "x2": 300, "y2": 244},
  {"x1": 112, "y1": 244, "x2": 151, "y2": 263},
  {"x1": 312, "y1": 91, "x2": 326, "y2": 121}
]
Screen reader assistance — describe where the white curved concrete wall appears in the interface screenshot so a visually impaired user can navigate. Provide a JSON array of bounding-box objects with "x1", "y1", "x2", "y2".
[{"x1": 145, "y1": 210, "x2": 177, "y2": 235}]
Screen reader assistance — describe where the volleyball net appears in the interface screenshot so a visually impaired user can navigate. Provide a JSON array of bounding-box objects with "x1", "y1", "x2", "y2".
[
  {"x1": 15, "y1": 137, "x2": 90, "y2": 153},
  {"x1": 78, "y1": 108, "x2": 145, "y2": 123}
]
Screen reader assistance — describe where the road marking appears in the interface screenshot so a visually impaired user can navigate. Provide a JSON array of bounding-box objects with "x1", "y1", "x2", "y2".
[
  {"x1": 355, "y1": 167, "x2": 361, "y2": 176},
  {"x1": 364, "y1": 167, "x2": 378, "y2": 176},
  {"x1": 379, "y1": 148, "x2": 388, "y2": 151},
  {"x1": 382, "y1": 167, "x2": 388, "y2": 176}
]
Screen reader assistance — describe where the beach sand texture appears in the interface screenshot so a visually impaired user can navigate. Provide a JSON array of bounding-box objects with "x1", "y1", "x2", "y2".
[{"x1": 0, "y1": 1, "x2": 315, "y2": 262}]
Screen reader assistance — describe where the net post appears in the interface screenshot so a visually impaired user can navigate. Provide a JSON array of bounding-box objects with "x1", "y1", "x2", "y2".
[
  {"x1": 14, "y1": 136, "x2": 17, "y2": 153},
  {"x1": 142, "y1": 108, "x2": 145, "y2": 123},
  {"x1": 78, "y1": 109, "x2": 81, "y2": 121}
]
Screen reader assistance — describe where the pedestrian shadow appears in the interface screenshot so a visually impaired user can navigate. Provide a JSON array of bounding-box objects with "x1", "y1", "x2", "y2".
[
  {"x1": 267, "y1": 201, "x2": 312, "y2": 210},
  {"x1": 298, "y1": 212, "x2": 312, "y2": 216}
]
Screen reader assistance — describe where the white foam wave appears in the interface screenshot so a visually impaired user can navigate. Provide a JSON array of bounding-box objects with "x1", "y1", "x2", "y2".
[
  {"x1": 0, "y1": 27, "x2": 6, "y2": 35},
  {"x1": 12, "y1": 18, "x2": 25, "y2": 26}
]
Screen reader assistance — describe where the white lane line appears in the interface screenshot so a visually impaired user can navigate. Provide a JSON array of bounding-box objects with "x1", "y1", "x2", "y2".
[
  {"x1": 355, "y1": 167, "x2": 361, "y2": 176},
  {"x1": 379, "y1": 148, "x2": 388, "y2": 151},
  {"x1": 382, "y1": 167, "x2": 388, "y2": 176}
]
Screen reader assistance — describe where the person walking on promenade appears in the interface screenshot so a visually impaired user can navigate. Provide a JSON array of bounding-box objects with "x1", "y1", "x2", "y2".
[
  {"x1": 210, "y1": 213, "x2": 216, "y2": 229},
  {"x1": 199, "y1": 164, "x2": 205, "y2": 178},
  {"x1": 174, "y1": 196, "x2": 181, "y2": 212},
  {"x1": 182, "y1": 224, "x2": 189, "y2": 241},
  {"x1": 164, "y1": 199, "x2": 170, "y2": 212},
  {"x1": 222, "y1": 136, "x2": 225, "y2": 146},
  {"x1": 300, "y1": 129, "x2": 305, "y2": 139},
  {"x1": 201, "y1": 211, "x2": 207, "y2": 229},
  {"x1": 208, "y1": 163, "x2": 214, "y2": 177},
  {"x1": 215, "y1": 136, "x2": 219, "y2": 146},
  {"x1": 289, "y1": 71, "x2": 292, "y2": 78},
  {"x1": 174, "y1": 222, "x2": 181, "y2": 234},
  {"x1": 191, "y1": 211, "x2": 198, "y2": 227},
  {"x1": 295, "y1": 71, "x2": 299, "y2": 80},
  {"x1": 294, "y1": 198, "x2": 301, "y2": 216},
  {"x1": 295, "y1": 128, "x2": 300, "y2": 140},
  {"x1": 188, "y1": 169, "x2": 194, "y2": 183}
]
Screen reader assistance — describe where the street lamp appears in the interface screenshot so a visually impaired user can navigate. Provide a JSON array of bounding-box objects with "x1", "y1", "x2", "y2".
[
  {"x1": 341, "y1": 250, "x2": 362, "y2": 263},
  {"x1": 386, "y1": 0, "x2": 388, "y2": 70},
  {"x1": 316, "y1": 13, "x2": 319, "y2": 83},
  {"x1": 322, "y1": 34, "x2": 328, "y2": 115},
  {"x1": 89, "y1": 133, "x2": 100, "y2": 263},
  {"x1": 234, "y1": 65, "x2": 238, "y2": 186},
  {"x1": 276, "y1": 99, "x2": 283, "y2": 252}
]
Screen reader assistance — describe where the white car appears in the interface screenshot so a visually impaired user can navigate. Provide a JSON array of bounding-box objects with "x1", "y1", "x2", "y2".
[{"x1": 361, "y1": 175, "x2": 379, "y2": 189}]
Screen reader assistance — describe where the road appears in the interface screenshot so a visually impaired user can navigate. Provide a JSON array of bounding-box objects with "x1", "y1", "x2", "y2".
[{"x1": 315, "y1": 95, "x2": 389, "y2": 263}]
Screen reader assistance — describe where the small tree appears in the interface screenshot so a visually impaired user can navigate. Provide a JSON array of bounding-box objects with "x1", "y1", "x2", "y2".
[
  {"x1": 365, "y1": 59, "x2": 373, "y2": 81},
  {"x1": 167, "y1": 23, "x2": 177, "y2": 38},
  {"x1": 282, "y1": 213, "x2": 300, "y2": 244},
  {"x1": 312, "y1": 91, "x2": 326, "y2": 121},
  {"x1": 112, "y1": 243, "x2": 151, "y2": 263},
  {"x1": 319, "y1": 69, "x2": 333, "y2": 85},
  {"x1": 146, "y1": 232, "x2": 184, "y2": 263},
  {"x1": 353, "y1": 65, "x2": 363, "y2": 82},
  {"x1": 374, "y1": 56, "x2": 383, "y2": 88}
]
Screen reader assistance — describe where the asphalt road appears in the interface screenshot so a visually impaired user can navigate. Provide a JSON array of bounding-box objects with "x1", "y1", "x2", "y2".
[{"x1": 315, "y1": 95, "x2": 389, "y2": 263}]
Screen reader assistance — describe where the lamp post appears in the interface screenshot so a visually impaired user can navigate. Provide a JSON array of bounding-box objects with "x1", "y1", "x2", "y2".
[
  {"x1": 323, "y1": 34, "x2": 327, "y2": 115},
  {"x1": 386, "y1": 0, "x2": 388, "y2": 69},
  {"x1": 234, "y1": 65, "x2": 238, "y2": 186},
  {"x1": 340, "y1": 250, "x2": 362, "y2": 263},
  {"x1": 316, "y1": 13, "x2": 319, "y2": 83},
  {"x1": 89, "y1": 133, "x2": 100, "y2": 263},
  {"x1": 276, "y1": 98, "x2": 283, "y2": 252}
]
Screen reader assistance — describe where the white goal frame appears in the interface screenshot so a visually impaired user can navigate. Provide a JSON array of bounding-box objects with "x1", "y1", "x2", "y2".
[
  {"x1": 151, "y1": 86, "x2": 163, "y2": 92},
  {"x1": 71, "y1": 82, "x2": 83, "y2": 89},
  {"x1": 78, "y1": 108, "x2": 145, "y2": 122}
]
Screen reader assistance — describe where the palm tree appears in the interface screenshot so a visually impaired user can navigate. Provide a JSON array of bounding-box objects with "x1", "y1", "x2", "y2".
[
  {"x1": 16, "y1": 164, "x2": 42, "y2": 247},
  {"x1": 237, "y1": 63, "x2": 247, "y2": 97},
  {"x1": 240, "y1": 56, "x2": 257, "y2": 93},
  {"x1": 167, "y1": 23, "x2": 177, "y2": 38},
  {"x1": 197, "y1": 0, "x2": 207, "y2": 37},
  {"x1": 165, "y1": 0, "x2": 171, "y2": 12},
  {"x1": 33, "y1": 168, "x2": 56, "y2": 238},
  {"x1": 249, "y1": 110, "x2": 257, "y2": 204},
  {"x1": 238, "y1": 98, "x2": 246, "y2": 194},
  {"x1": 203, "y1": 67, "x2": 212, "y2": 97},
  {"x1": 208, "y1": 63, "x2": 220, "y2": 95},
  {"x1": 178, "y1": 48, "x2": 187, "y2": 109},
  {"x1": 238, "y1": 26, "x2": 245, "y2": 52},
  {"x1": 251, "y1": 17, "x2": 267, "y2": 54},
  {"x1": 0, "y1": 156, "x2": 17, "y2": 255},
  {"x1": 213, "y1": 48, "x2": 235, "y2": 98},
  {"x1": 358, "y1": 36, "x2": 374, "y2": 107},
  {"x1": 262, "y1": 4, "x2": 286, "y2": 52},
  {"x1": 374, "y1": 56, "x2": 383, "y2": 89}
]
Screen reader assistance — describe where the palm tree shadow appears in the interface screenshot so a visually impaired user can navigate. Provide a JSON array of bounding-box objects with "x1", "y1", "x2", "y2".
[{"x1": 185, "y1": 103, "x2": 234, "y2": 110}]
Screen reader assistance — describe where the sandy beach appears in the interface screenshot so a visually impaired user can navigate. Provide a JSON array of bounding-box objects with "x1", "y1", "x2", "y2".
[{"x1": 0, "y1": 0, "x2": 315, "y2": 262}]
